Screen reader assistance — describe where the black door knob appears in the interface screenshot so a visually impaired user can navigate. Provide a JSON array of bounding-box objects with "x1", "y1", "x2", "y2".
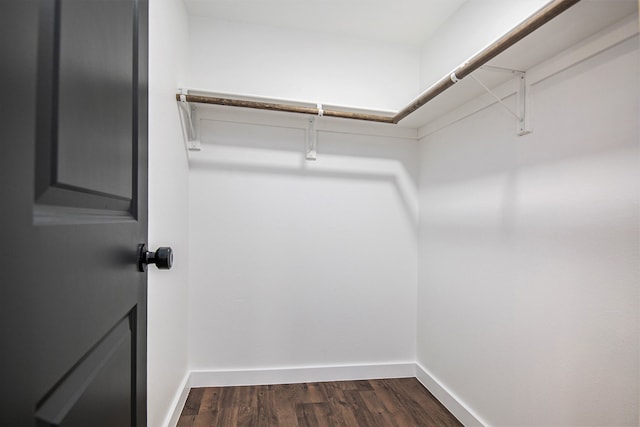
[{"x1": 138, "y1": 244, "x2": 173, "y2": 272}]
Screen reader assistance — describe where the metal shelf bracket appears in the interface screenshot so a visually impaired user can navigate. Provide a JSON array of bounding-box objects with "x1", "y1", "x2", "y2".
[
  {"x1": 177, "y1": 88, "x2": 201, "y2": 151},
  {"x1": 474, "y1": 66, "x2": 532, "y2": 136}
]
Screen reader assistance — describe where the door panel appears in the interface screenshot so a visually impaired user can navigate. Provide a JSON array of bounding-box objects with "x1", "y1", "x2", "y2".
[
  {"x1": 56, "y1": 0, "x2": 134, "y2": 199},
  {"x1": 35, "y1": 313, "x2": 134, "y2": 427},
  {"x1": 0, "y1": 0, "x2": 148, "y2": 425},
  {"x1": 35, "y1": 0, "x2": 136, "y2": 215}
]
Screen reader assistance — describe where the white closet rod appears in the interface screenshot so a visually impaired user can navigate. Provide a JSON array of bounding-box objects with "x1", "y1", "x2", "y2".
[{"x1": 177, "y1": 0, "x2": 581, "y2": 125}]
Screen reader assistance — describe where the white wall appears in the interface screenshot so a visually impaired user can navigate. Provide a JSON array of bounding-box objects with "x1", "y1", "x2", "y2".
[
  {"x1": 148, "y1": 0, "x2": 190, "y2": 425},
  {"x1": 417, "y1": 33, "x2": 639, "y2": 426},
  {"x1": 187, "y1": 113, "x2": 418, "y2": 375},
  {"x1": 187, "y1": 16, "x2": 421, "y2": 111},
  {"x1": 419, "y1": 0, "x2": 548, "y2": 90}
]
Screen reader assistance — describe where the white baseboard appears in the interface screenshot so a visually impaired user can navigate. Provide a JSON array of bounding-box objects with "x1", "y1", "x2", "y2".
[
  {"x1": 163, "y1": 372, "x2": 191, "y2": 427},
  {"x1": 189, "y1": 362, "x2": 416, "y2": 388},
  {"x1": 415, "y1": 363, "x2": 488, "y2": 427}
]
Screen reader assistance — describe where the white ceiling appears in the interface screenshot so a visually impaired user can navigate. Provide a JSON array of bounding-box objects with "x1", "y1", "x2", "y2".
[{"x1": 183, "y1": 0, "x2": 468, "y2": 46}]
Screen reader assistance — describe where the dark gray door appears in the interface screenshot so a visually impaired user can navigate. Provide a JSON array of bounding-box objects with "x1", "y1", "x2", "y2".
[{"x1": 0, "y1": 0, "x2": 148, "y2": 425}]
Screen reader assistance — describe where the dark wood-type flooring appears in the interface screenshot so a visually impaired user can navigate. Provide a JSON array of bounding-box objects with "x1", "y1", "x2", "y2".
[{"x1": 177, "y1": 377, "x2": 463, "y2": 427}]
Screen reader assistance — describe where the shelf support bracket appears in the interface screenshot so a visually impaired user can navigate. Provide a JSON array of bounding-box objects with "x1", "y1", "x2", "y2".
[
  {"x1": 473, "y1": 66, "x2": 532, "y2": 136},
  {"x1": 305, "y1": 116, "x2": 317, "y2": 161},
  {"x1": 178, "y1": 88, "x2": 201, "y2": 151}
]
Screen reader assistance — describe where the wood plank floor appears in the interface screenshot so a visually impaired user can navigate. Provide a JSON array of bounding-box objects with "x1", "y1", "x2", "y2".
[{"x1": 177, "y1": 378, "x2": 463, "y2": 427}]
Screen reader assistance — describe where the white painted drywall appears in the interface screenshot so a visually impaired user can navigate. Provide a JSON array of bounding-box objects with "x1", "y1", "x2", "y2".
[
  {"x1": 419, "y1": 0, "x2": 548, "y2": 90},
  {"x1": 417, "y1": 34, "x2": 639, "y2": 426},
  {"x1": 187, "y1": 116, "x2": 418, "y2": 373},
  {"x1": 187, "y1": 16, "x2": 421, "y2": 111},
  {"x1": 183, "y1": 0, "x2": 466, "y2": 46},
  {"x1": 148, "y1": 0, "x2": 190, "y2": 425}
]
